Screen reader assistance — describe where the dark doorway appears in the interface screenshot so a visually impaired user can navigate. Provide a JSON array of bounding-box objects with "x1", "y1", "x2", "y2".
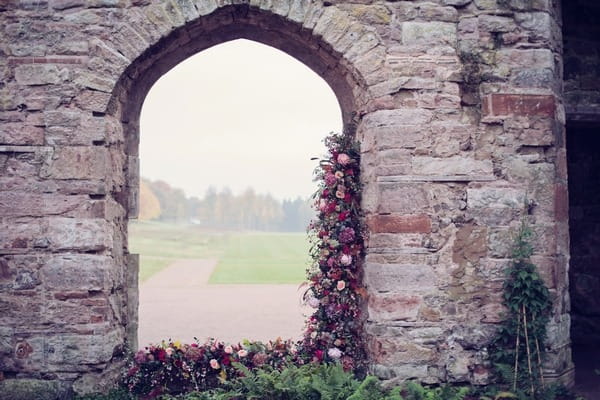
[
  {"x1": 563, "y1": 0, "x2": 600, "y2": 395},
  {"x1": 566, "y1": 122, "x2": 600, "y2": 395}
]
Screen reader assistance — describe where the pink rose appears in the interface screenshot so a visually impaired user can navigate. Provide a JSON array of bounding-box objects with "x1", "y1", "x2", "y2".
[
  {"x1": 337, "y1": 153, "x2": 351, "y2": 165},
  {"x1": 237, "y1": 349, "x2": 248, "y2": 358},
  {"x1": 209, "y1": 359, "x2": 220, "y2": 369},
  {"x1": 224, "y1": 345, "x2": 233, "y2": 354},
  {"x1": 328, "y1": 347, "x2": 342, "y2": 359},
  {"x1": 337, "y1": 281, "x2": 346, "y2": 291},
  {"x1": 319, "y1": 199, "x2": 327, "y2": 212},
  {"x1": 335, "y1": 171, "x2": 344, "y2": 179},
  {"x1": 165, "y1": 347, "x2": 174, "y2": 356},
  {"x1": 308, "y1": 297, "x2": 320, "y2": 308},
  {"x1": 336, "y1": 190, "x2": 345, "y2": 199},
  {"x1": 340, "y1": 254, "x2": 352, "y2": 266}
]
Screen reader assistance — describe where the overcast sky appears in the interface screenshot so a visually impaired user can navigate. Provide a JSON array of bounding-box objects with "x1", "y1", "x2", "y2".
[{"x1": 139, "y1": 39, "x2": 343, "y2": 201}]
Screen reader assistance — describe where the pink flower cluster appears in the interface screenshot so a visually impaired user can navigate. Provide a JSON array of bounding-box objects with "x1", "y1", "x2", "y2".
[{"x1": 302, "y1": 133, "x2": 367, "y2": 372}]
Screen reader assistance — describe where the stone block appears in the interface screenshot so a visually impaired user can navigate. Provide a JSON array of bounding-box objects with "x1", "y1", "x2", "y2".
[
  {"x1": 0, "y1": 193, "x2": 89, "y2": 217},
  {"x1": 452, "y1": 224, "x2": 488, "y2": 266},
  {"x1": 40, "y1": 254, "x2": 114, "y2": 291},
  {"x1": 0, "y1": 379, "x2": 70, "y2": 400},
  {"x1": 377, "y1": 183, "x2": 429, "y2": 214},
  {"x1": 45, "y1": 330, "x2": 121, "y2": 367},
  {"x1": 46, "y1": 217, "x2": 113, "y2": 252},
  {"x1": 0, "y1": 123, "x2": 44, "y2": 145},
  {"x1": 365, "y1": 263, "x2": 436, "y2": 292},
  {"x1": 467, "y1": 187, "x2": 526, "y2": 209},
  {"x1": 367, "y1": 214, "x2": 432, "y2": 234},
  {"x1": 402, "y1": 22, "x2": 457, "y2": 46},
  {"x1": 413, "y1": 156, "x2": 493, "y2": 176},
  {"x1": 488, "y1": 227, "x2": 514, "y2": 258},
  {"x1": 14, "y1": 65, "x2": 66, "y2": 86},
  {"x1": 478, "y1": 15, "x2": 517, "y2": 33},
  {"x1": 46, "y1": 147, "x2": 108, "y2": 180},
  {"x1": 368, "y1": 294, "x2": 422, "y2": 322},
  {"x1": 193, "y1": 0, "x2": 217, "y2": 15},
  {"x1": 369, "y1": 335, "x2": 436, "y2": 364},
  {"x1": 515, "y1": 12, "x2": 553, "y2": 41},
  {"x1": 482, "y1": 94, "x2": 556, "y2": 117}
]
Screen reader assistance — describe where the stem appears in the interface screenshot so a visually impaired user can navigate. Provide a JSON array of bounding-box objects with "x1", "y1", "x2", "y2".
[
  {"x1": 513, "y1": 310, "x2": 521, "y2": 392},
  {"x1": 522, "y1": 304, "x2": 535, "y2": 397}
]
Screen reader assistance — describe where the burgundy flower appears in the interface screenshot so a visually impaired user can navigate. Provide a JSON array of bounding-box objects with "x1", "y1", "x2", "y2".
[
  {"x1": 339, "y1": 227, "x2": 355, "y2": 243},
  {"x1": 325, "y1": 173, "x2": 337, "y2": 186}
]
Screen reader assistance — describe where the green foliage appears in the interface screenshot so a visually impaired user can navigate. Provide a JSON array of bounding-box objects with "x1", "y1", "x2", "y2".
[
  {"x1": 75, "y1": 388, "x2": 135, "y2": 400},
  {"x1": 489, "y1": 222, "x2": 552, "y2": 399}
]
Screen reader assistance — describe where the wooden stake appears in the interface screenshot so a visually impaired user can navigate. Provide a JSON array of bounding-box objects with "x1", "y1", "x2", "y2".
[
  {"x1": 522, "y1": 304, "x2": 535, "y2": 397},
  {"x1": 513, "y1": 310, "x2": 521, "y2": 392},
  {"x1": 532, "y1": 314, "x2": 545, "y2": 388}
]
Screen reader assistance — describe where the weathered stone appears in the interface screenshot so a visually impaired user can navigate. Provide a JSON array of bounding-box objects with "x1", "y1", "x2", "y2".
[
  {"x1": 46, "y1": 147, "x2": 108, "y2": 180},
  {"x1": 482, "y1": 94, "x2": 556, "y2": 117},
  {"x1": 467, "y1": 187, "x2": 526, "y2": 209},
  {"x1": 367, "y1": 214, "x2": 432, "y2": 234},
  {"x1": 14, "y1": 65, "x2": 67, "y2": 86},
  {"x1": 45, "y1": 217, "x2": 113, "y2": 251},
  {"x1": 365, "y1": 263, "x2": 436, "y2": 292},
  {"x1": 41, "y1": 254, "x2": 113, "y2": 291},
  {"x1": 0, "y1": 379, "x2": 71, "y2": 400},
  {"x1": 413, "y1": 156, "x2": 493, "y2": 176},
  {"x1": 402, "y1": 22, "x2": 457, "y2": 46}
]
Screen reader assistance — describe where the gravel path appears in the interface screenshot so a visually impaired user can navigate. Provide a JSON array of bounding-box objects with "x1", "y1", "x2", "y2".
[{"x1": 138, "y1": 258, "x2": 310, "y2": 347}]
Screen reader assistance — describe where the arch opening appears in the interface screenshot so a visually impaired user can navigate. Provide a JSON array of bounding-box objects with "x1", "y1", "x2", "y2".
[
  {"x1": 132, "y1": 38, "x2": 343, "y2": 347},
  {"x1": 109, "y1": 5, "x2": 365, "y2": 352}
]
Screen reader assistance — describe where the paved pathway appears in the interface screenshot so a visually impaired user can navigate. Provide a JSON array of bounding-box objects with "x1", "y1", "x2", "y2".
[{"x1": 138, "y1": 258, "x2": 310, "y2": 347}]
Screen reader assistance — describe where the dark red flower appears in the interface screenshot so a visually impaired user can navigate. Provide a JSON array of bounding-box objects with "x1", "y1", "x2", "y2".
[{"x1": 338, "y1": 211, "x2": 349, "y2": 221}]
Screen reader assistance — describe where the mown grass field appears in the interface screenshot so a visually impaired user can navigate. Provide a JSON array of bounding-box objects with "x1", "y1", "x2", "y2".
[{"x1": 129, "y1": 221, "x2": 310, "y2": 284}]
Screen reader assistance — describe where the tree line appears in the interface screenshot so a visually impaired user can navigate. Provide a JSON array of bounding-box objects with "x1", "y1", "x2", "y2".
[{"x1": 138, "y1": 178, "x2": 314, "y2": 232}]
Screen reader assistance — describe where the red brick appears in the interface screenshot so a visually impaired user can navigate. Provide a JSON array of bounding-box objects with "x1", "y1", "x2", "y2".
[
  {"x1": 367, "y1": 214, "x2": 431, "y2": 233},
  {"x1": 554, "y1": 183, "x2": 569, "y2": 222},
  {"x1": 482, "y1": 94, "x2": 556, "y2": 117}
]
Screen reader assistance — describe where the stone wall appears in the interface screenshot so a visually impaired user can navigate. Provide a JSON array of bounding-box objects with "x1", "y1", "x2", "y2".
[{"x1": 0, "y1": 0, "x2": 574, "y2": 396}]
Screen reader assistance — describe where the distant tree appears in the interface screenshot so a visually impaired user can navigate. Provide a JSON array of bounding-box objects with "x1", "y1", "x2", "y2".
[
  {"x1": 138, "y1": 179, "x2": 161, "y2": 220},
  {"x1": 147, "y1": 180, "x2": 188, "y2": 222}
]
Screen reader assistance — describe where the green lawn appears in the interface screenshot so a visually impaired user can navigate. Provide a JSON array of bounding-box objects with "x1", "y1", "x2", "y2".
[
  {"x1": 129, "y1": 221, "x2": 309, "y2": 284},
  {"x1": 208, "y1": 232, "x2": 309, "y2": 284}
]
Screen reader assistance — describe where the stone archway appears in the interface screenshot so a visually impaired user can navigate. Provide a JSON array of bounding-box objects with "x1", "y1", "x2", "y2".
[{"x1": 112, "y1": 2, "x2": 374, "y2": 361}]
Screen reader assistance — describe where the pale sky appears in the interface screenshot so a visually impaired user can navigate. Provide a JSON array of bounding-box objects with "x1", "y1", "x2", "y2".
[{"x1": 139, "y1": 39, "x2": 343, "y2": 201}]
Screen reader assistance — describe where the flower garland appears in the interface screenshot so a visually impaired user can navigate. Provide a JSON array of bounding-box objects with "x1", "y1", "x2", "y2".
[
  {"x1": 301, "y1": 132, "x2": 367, "y2": 372},
  {"x1": 124, "y1": 338, "x2": 298, "y2": 397}
]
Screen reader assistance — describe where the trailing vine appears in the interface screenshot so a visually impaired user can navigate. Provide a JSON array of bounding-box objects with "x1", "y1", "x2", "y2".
[
  {"x1": 300, "y1": 132, "x2": 367, "y2": 374},
  {"x1": 489, "y1": 221, "x2": 552, "y2": 399}
]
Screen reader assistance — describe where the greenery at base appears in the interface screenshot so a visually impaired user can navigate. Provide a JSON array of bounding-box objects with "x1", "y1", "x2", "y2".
[
  {"x1": 75, "y1": 363, "x2": 466, "y2": 400},
  {"x1": 129, "y1": 221, "x2": 309, "y2": 283},
  {"x1": 489, "y1": 222, "x2": 553, "y2": 399}
]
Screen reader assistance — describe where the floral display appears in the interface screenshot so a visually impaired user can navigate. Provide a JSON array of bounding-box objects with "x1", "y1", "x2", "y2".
[
  {"x1": 124, "y1": 338, "x2": 298, "y2": 398},
  {"x1": 123, "y1": 132, "x2": 367, "y2": 398},
  {"x1": 300, "y1": 132, "x2": 367, "y2": 372}
]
